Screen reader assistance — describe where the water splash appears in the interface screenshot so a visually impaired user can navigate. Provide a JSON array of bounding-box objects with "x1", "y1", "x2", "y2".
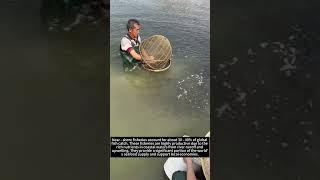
[{"x1": 176, "y1": 72, "x2": 210, "y2": 112}]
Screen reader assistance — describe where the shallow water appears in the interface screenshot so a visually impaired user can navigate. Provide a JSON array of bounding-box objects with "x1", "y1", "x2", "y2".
[{"x1": 110, "y1": 0, "x2": 210, "y2": 179}]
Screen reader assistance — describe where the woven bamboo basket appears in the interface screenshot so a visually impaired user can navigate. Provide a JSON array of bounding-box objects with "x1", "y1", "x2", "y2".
[{"x1": 139, "y1": 35, "x2": 172, "y2": 72}]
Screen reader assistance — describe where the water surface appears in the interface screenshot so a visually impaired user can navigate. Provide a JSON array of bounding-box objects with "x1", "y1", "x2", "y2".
[{"x1": 110, "y1": 0, "x2": 210, "y2": 179}]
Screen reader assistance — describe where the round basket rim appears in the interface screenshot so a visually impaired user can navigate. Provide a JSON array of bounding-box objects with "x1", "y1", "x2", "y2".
[{"x1": 142, "y1": 59, "x2": 172, "y2": 72}]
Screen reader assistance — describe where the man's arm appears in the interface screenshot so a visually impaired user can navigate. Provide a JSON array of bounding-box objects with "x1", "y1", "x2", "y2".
[
  {"x1": 121, "y1": 38, "x2": 142, "y2": 61},
  {"x1": 184, "y1": 158, "x2": 198, "y2": 180},
  {"x1": 128, "y1": 48, "x2": 142, "y2": 61}
]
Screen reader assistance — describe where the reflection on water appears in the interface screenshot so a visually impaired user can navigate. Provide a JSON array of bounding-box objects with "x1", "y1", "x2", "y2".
[{"x1": 110, "y1": 0, "x2": 210, "y2": 179}]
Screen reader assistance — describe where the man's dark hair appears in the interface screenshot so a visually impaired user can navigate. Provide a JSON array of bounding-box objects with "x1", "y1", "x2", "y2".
[{"x1": 127, "y1": 19, "x2": 140, "y2": 31}]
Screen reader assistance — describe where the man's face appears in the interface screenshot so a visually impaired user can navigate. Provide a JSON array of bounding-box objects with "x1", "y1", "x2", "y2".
[{"x1": 129, "y1": 23, "x2": 141, "y2": 39}]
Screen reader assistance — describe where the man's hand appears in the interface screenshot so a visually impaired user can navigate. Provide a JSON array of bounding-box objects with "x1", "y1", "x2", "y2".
[
  {"x1": 149, "y1": 56, "x2": 155, "y2": 60},
  {"x1": 183, "y1": 157, "x2": 198, "y2": 180},
  {"x1": 183, "y1": 157, "x2": 193, "y2": 165},
  {"x1": 140, "y1": 49, "x2": 155, "y2": 61}
]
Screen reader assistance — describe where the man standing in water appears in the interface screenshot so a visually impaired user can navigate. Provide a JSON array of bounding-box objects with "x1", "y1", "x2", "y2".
[{"x1": 120, "y1": 19, "x2": 143, "y2": 71}]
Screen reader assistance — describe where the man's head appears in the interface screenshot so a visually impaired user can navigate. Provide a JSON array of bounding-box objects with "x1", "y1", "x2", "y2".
[{"x1": 127, "y1": 19, "x2": 141, "y2": 39}]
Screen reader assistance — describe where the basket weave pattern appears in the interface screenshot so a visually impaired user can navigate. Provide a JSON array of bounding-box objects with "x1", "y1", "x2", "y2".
[{"x1": 139, "y1": 35, "x2": 172, "y2": 71}]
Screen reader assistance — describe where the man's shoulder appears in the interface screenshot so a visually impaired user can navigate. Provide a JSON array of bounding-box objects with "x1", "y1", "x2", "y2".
[
  {"x1": 121, "y1": 36, "x2": 132, "y2": 47},
  {"x1": 121, "y1": 35, "x2": 133, "y2": 51},
  {"x1": 121, "y1": 35, "x2": 130, "y2": 42}
]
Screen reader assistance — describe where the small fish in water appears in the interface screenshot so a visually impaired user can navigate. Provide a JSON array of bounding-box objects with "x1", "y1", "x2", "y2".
[
  {"x1": 288, "y1": 35, "x2": 295, "y2": 40},
  {"x1": 236, "y1": 91, "x2": 247, "y2": 103},
  {"x1": 260, "y1": 42, "x2": 269, "y2": 48},
  {"x1": 247, "y1": 48, "x2": 256, "y2": 57},
  {"x1": 306, "y1": 131, "x2": 313, "y2": 136},
  {"x1": 228, "y1": 57, "x2": 239, "y2": 65},
  {"x1": 271, "y1": 127, "x2": 278, "y2": 134},
  {"x1": 280, "y1": 63, "x2": 296, "y2": 71},
  {"x1": 281, "y1": 142, "x2": 288, "y2": 148},
  {"x1": 283, "y1": 57, "x2": 289, "y2": 64},
  {"x1": 63, "y1": 13, "x2": 86, "y2": 31},
  {"x1": 280, "y1": 57, "x2": 296, "y2": 73},
  {"x1": 299, "y1": 121, "x2": 312, "y2": 125},
  {"x1": 255, "y1": 153, "x2": 261, "y2": 159},
  {"x1": 304, "y1": 146, "x2": 311, "y2": 152},
  {"x1": 218, "y1": 64, "x2": 226, "y2": 71},
  {"x1": 265, "y1": 104, "x2": 271, "y2": 110},
  {"x1": 307, "y1": 99, "x2": 313, "y2": 109},
  {"x1": 273, "y1": 41, "x2": 285, "y2": 49},
  {"x1": 289, "y1": 47, "x2": 296, "y2": 54},
  {"x1": 216, "y1": 103, "x2": 231, "y2": 118},
  {"x1": 284, "y1": 70, "x2": 292, "y2": 77},
  {"x1": 252, "y1": 120, "x2": 259, "y2": 130},
  {"x1": 222, "y1": 81, "x2": 232, "y2": 89},
  {"x1": 291, "y1": 25, "x2": 302, "y2": 32},
  {"x1": 273, "y1": 49, "x2": 279, "y2": 53},
  {"x1": 63, "y1": 27, "x2": 72, "y2": 31},
  {"x1": 290, "y1": 55, "x2": 296, "y2": 64},
  {"x1": 48, "y1": 26, "x2": 54, "y2": 31}
]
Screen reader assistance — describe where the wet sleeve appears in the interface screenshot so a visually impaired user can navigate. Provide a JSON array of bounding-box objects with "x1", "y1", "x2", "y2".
[{"x1": 120, "y1": 37, "x2": 132, "y2": 51}]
